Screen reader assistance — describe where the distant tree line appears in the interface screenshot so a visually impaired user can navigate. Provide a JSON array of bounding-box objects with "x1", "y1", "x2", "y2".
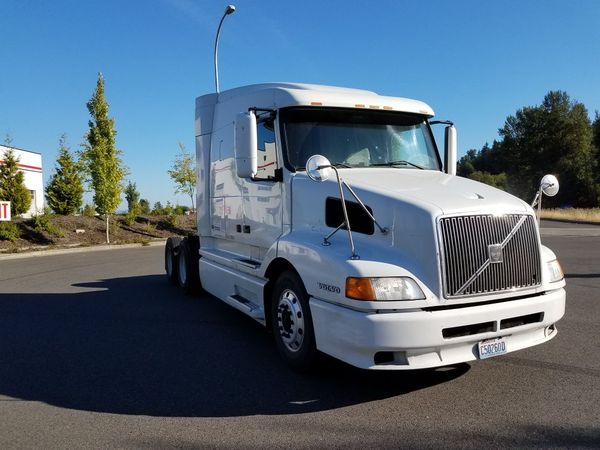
[{"x1": 458, "y1": 91, "x2": 600, "y2": 207}]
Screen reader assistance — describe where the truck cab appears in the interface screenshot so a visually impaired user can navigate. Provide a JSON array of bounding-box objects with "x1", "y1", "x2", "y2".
[{"x1": 166, "y1": 82, "x2": 566, "y2": 370}]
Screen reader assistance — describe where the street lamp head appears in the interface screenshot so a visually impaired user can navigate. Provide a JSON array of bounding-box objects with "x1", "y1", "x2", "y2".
[{"x1": 225, "y1": 5, "x2": 236, "y2": 15}]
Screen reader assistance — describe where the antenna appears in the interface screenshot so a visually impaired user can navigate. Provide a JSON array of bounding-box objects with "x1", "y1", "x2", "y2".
[{"x1": 214, "y1": 4, "x2": 236, "y2": 94}]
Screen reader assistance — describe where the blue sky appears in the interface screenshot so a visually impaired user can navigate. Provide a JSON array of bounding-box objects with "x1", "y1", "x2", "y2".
[{"x1": 2, "y1": 0, "x2": 599, "y2": 209}]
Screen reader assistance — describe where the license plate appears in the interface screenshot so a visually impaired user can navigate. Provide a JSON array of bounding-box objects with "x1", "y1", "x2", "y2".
[{"x1": 478, "y1": 337, "x2": 507, "y2": 359}]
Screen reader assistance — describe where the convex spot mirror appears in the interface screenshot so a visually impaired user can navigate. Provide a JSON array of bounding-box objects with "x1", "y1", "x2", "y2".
[
  {"x1": 306, "y1": 155, "x2": 333, "y2": 182},
  {"x1": 540, "y1": 174, "x2": 559, "y2": 197}
]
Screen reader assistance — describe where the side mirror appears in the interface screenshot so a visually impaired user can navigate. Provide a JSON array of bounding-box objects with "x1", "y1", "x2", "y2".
[
  {"x1": 306, "y1": 155, "x2": 333, "y2": 182},
  {"x1": 235, "y1": 111, "x2": 257, "y2": 178},
  {"x1": 540, "y1": 174, "x2": 559, "y2": 197},
  {"x1": 444, "y1": 125, "x2": 457, "y2": 176},
  {"x1": 531, "y1": 174, "x2": 559, "y2": 225}
]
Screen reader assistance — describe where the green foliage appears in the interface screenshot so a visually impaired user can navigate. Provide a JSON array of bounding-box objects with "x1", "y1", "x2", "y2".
[
  {"x1": 82, "y1": 203, "x2": 96, "y2": 217},
  {"x1": 46, "y1": 134, "x2": 84, "y2": 215},
  {"x1": 0, "y1": 221, "x2": 20, "y2": 241},
  {"x1": 151, "y1": 201, "x2": 164, "y2": 215},
  {"x1": 150, "y1": 200, "x2": 188, "y2": 216},
  {"x1": 124, "y1": 180, "x2": 140, "y2": 213},
  {"x1": 124, "y1": 210, "x2": 137, "y2": 226},
  {"x1": 31, "y1": 214, "x2": 64, "y2": 237},
  {"x1": 457, "y1": 91, "x2": 598, "y2": 207},
  {"x1": 139, "y1": 198, "x2": 150, "y2": 215},
  {"x1": 173, "y1": 205, "x2": 189, "y2": 215},
  {"x1": 80, "y1": 73, "x2": 126, "y2": 243},
  {"x1": 166, "y1": 213, "x2": 177, "y2": 227},
  {"x1": 469, "y1": 171, "x2": 508, "y2": 190},
  {"x1": 0, "y1": 148, "x2": 32, "y2": 216},
  {"x1": 167, "y1": 142, "x2": 196, "y2": 209}
]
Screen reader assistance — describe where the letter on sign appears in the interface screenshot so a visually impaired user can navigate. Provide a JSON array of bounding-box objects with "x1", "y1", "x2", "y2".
[{"x1": 0, "y1": 201, "x2": 11, "y2": 221}]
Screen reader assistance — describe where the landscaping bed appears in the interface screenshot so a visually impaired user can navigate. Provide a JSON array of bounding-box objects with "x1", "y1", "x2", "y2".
[{"x1": 0, "y1": 214, "x2": 196, "y2": 253}]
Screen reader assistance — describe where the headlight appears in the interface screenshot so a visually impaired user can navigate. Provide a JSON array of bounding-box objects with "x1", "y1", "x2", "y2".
[
  {"x1": 346, "y1": 277, "x2": 426, "y2": 301},
  {"x1": 546, "y1": 259, "x2": 564, "y2": 283}
]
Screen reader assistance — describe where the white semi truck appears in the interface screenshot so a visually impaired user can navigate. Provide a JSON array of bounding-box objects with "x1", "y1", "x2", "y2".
[{"x1": 165, "y1": 82, "x2": 566, "y2": 370}]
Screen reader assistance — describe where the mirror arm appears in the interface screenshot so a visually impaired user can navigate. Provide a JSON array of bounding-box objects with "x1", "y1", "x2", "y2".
[
  {"x1": 342, "y1": 181, "x2": 388, "y2": 234},
  {"x1": 321, "y1": 165, "x2": 359, "y2": 260},
  {"x1": 248, "y1": 106, "x2": 277, "y2": 121}
]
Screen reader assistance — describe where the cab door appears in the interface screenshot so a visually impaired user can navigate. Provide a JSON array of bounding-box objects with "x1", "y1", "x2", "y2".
[{"x1": 238, "y1": 116, "x2": 283, "y2": 261}]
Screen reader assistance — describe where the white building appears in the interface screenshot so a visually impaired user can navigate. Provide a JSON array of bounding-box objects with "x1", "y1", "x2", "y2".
[{"x1": 0, "y1": 145, "x2": 43, "y2": 217}]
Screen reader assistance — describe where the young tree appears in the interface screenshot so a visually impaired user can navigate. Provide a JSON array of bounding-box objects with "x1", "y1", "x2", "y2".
[
  {"x1": 46, "y1": 134, "x2": 84, "y2": 215},
  {"x1": 0, "y1": 148, "x2": 32, "y2": 216},
  {"x1": 124, "y1": 180, "x2": 140, "y2": 213},
  {"x1": 167, "y1": 142, "x2": 196, "y2": 210},
  {"x1": 80, "y1": 73, "x2": 126, "y2": 243},
  {"x1": 139, "y1": 198, "x2": 150, "y2": 215}
]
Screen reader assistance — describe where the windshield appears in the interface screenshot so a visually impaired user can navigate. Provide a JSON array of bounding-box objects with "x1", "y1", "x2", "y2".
[{"x1": 280, "y1": 108, "x2": 440, "y2": 171}]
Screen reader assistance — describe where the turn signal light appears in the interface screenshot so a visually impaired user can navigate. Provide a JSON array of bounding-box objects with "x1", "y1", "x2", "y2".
[
  {"x1": 346, "y1": 277, "x2": 376, "y2": 301},
  {"x1": 346, "y1": 277, "x2": 426, "y2": 301}
]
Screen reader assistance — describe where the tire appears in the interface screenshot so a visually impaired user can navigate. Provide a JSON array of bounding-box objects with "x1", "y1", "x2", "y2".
[
  {"x1": 271, "y1": 271, "x2": 318, "y2": 371},
  {"x1": 165, "y1": 237, "x2": 182, "y2": 285},
  {"x1": 177, "y1": 237, "x2": 201, "y2": 294}
]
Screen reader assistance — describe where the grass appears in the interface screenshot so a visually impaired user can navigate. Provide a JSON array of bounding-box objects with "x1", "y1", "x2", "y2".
[{"x1": 540, "y1": 208, "x2": 600, "y2": 224}]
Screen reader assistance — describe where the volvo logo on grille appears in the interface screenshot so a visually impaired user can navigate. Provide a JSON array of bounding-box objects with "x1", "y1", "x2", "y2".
[{"x1": 488, "y1": 244, "x2": 503, "y2": 263}]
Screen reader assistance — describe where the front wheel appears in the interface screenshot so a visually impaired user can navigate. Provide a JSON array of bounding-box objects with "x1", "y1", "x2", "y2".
[{"x1": 271, "y1": 271, "x2": 318, "y2": 371}]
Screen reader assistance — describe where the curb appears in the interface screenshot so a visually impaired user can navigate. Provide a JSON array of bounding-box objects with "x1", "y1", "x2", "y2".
[
  {"x1": 0, "y1": 240, "x2": 167, "y2": 261},
  {"x1": 541, "y1": 218, "x2": 600, "y2": 226}
]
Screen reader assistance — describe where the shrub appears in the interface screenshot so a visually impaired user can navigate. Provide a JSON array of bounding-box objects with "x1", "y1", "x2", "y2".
[
  {"x1": 0, "y1": 221, "x2": 21, "y2": 241},
  {"x1": 124, "y1": 210, "x2": 137, "y2": 226},
  {"x1": 166, "y1": 213, "x2": 177, "y2": 227},
  {"x1": 82, "y1": 204, "x2": 96, "y2": 217},
  {"x1": 31, "y1": 214, "x2": 64, "y2": 237}
]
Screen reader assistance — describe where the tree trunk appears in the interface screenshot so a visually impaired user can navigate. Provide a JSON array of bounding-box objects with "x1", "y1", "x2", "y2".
[{"x1": 106, "y1": 214, "x2": 110, "y2": 244}]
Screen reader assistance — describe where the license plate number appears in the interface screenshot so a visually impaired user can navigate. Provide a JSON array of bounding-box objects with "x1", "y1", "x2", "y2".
[{"x1": 478, "y1": 338, "x2": 507, "y2": 359}]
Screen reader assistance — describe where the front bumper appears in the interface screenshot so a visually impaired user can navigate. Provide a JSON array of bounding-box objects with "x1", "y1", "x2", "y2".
[{"x1": 310, "y1": 288, "x2": 565, "y2": 370}]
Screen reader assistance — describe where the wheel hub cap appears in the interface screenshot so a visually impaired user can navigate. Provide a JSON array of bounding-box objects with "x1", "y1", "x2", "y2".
[{"x1": 277, "y1": 289, "x2": 305, "y2": 352}]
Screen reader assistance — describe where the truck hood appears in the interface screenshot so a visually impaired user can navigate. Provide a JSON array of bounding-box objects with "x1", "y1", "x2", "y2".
[
  {"x1": 336, "y1": 168, "x2": 529, "y2": 216},
  {"x1": 291, "y1": 169, "x2": 533, "y2": 300}
]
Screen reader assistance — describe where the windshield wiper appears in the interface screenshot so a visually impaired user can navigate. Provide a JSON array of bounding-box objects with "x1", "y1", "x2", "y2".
[
  {"x1": 302, "y1": 162, "x2": 351, "y2": 170},
  {"x1": 370, "y1": 160, "x2": 424, "y2": 170}
]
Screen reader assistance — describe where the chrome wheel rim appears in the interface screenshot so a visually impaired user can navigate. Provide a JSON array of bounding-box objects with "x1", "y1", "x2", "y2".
[{"x1": 276, "y1": 289, "x2": 305, "y2": 352}]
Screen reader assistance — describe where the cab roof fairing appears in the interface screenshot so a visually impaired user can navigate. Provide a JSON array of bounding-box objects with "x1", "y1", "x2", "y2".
[{"x1": 195, "y1": 83, "x2": 435, "y2": 128}]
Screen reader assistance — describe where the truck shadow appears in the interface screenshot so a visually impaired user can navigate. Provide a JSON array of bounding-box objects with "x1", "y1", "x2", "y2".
[{"x1": 0, "y1": 275, "x2": 469, "y2": 417}]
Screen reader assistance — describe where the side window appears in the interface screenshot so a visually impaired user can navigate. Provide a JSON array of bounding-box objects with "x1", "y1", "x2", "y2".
[{"x1": 256, "y1": 119, "x2": 278, "y2": 179}]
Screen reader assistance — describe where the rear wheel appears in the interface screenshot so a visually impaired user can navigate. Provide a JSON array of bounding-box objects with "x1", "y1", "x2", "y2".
[
  {"x1": 271, "y1": 271, "x2": 318, "y2": 371},
  {"x1": 165, "y1": 237, "x2": 182, "y2": 285},
  {"x1": 177, "y1": 237, "x2": 201, "y2": 294}
]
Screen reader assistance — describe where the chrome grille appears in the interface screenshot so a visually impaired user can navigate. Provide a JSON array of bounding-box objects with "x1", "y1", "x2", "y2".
[{"x1": 439, "y1": 214, "x2": 541, "y2": 298}]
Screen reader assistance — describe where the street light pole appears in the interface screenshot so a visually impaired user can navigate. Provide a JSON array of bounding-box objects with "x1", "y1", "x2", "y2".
[{"x1": 214, "y1": 4, "x2": 236, "y2": 94}]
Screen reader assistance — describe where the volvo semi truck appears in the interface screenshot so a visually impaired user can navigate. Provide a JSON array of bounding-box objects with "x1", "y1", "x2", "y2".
[{"x1": 165, "y1": 82, "x2": 565, "y2": 370}]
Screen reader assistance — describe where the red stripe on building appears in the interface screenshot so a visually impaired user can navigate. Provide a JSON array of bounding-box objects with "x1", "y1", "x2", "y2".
[{"x1": 0, "y1": 160, "x2": 42, "y2": 171}]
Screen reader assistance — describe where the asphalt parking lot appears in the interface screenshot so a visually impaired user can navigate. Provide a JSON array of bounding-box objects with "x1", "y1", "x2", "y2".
[{"x1": 0, "y1": 221, "x2": 598, "y2": 449}]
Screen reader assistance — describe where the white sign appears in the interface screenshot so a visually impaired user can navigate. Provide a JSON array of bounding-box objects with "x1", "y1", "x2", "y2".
[{"x1": 0, "y1": 201, "x2": 11, "y2": 221}]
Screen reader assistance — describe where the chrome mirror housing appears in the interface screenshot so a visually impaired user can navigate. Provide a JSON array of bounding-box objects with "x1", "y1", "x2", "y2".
[
  {"x1": 306, "y1": 155, "x2": 333, "y2": 182},
  {"x1": 540, "y1": 174, "x2": 559, "y2": 197}
]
